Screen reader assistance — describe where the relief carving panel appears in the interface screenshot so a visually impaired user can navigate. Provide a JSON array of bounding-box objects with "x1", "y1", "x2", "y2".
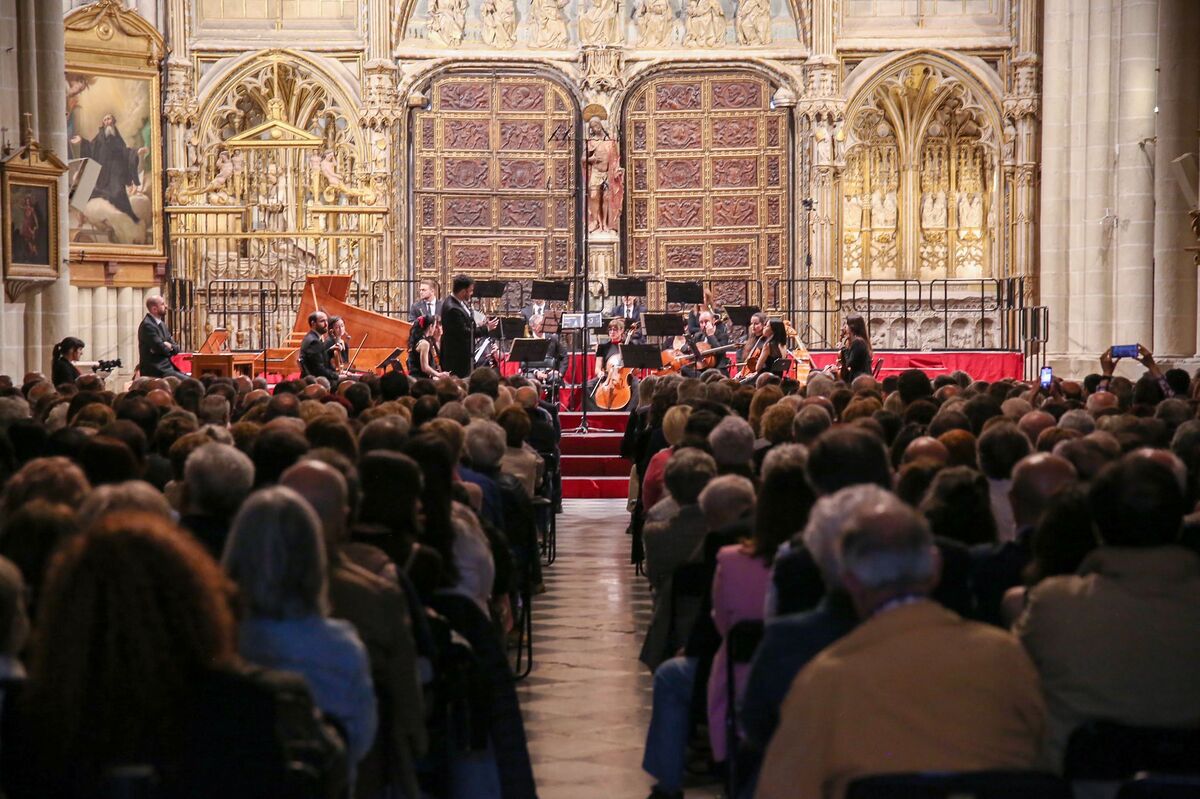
[
  {"x1": 453, "y1": 244, "x2": 492, "y2": 270},
  {"x1": 499, "y1": 121, "x2": 545, "y2": 151},
  {"x1": 657, "y1": 197, "x2": 703, "y2": 228},
  {"x1": 656, "y1": 83, "x2": 702, "y2": 111},
  {"x1": 445, "y1": 198, "x2": 491, "y2": 227},
  {"x1": 444, "y1": 158, "x2": 491, "y2": 189},
  {"x1": 712, "y1": 157, "x2": 759, "y2": 188},
  {"x1": 711, "y1": 81, "x2": 762, "y2": 109},
  {"x1": 499, "y1": 245, "x2": 538, "y2": 271},
  {"x1": 712, "y1": 118, "x2": 757, "y2": 148},
  {"x1": 499, "y1": 159, "x2": 546, "y2": 189},
  {"x1": 656, "y1": 158, "x2": 703, "y2": 190},
  {"x1": 664, "y1": 243, "x2": 704, "y2": 270},
  {"x1": 501, "y1": 199, "x2": 546, "y2": 227},
  {"x1": 713, "y1": 243, "x2": 751, "y2": 269},
  {"x1": 500, "y1": 84, "x2": 546, "y2": 112},
  {"x1": 655, "y1": 120, "x2": 702, "y2": 150},
  {"x1": 713, "y1": 197, "x2": 758, "y2": 227},
  {"x1": 441, "y1": 83, "x2": 491, "y2": 111},
  {"x1": 445, "y1": 119, "x2": 491, "y2": 150}
]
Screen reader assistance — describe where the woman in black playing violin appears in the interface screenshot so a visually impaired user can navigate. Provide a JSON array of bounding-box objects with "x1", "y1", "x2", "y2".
[
  {"x1": 839, "y1": 312, "x2": 873, "y2": 382},
  {"x1": 407, "y1": 314, "x2": 449, "y2": 379}
]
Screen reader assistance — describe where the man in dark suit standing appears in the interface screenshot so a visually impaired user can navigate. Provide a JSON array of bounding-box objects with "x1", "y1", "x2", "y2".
[
  {"x1": 299, "y1": 310, "x2": 338, "y2": 381},
  {"x1": 137, "y1": 295, "x2": 188, "y2": 379},
  {"x1": 407, "y1": 279, "x2": 441, "y2": 322},
  {"x1": 521, "y1": 297, "x2": 550, "y2": 328},
  {"x1": 611, "y1": 295, "x2": 646, "y2": 343},
  {"x1": 440, "y1": 274, "x2": 497, "y2": 378}
]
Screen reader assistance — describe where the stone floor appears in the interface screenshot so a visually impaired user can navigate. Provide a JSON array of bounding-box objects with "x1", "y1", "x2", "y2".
[{"x1": 516, "y1": 499, "x2": 722, "y2": 799}]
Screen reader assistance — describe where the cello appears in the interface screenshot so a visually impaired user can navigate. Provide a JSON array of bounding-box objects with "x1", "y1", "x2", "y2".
[{"x1": 592, "y1": 322, "x2": 637, "y2": 410}]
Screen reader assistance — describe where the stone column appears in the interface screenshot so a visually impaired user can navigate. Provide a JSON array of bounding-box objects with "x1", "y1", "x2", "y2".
[
  {"x1": 1153, "y1": 0, "x2": 1200, "y2": 357},
  {"x1": 34, "y1": 0, "x2": 70, "y2": 375},
  {"x1": 1113, "y1": 0, "x2": 1159, "y2": 346}
]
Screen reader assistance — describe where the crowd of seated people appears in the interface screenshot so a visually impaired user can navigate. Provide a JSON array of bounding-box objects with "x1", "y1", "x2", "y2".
[
  {"x1": 624, "y1": 348, "x2": 1200, "y2": 799},
  {"x1": 0, "y1": 364, "x2": 560, "y2": 799}
]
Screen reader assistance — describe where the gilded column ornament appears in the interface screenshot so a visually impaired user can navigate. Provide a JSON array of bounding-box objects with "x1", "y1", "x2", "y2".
[
  {"x1": 683, "y1": 0, "x2": 726, "y2": 47},
  {"x1": 581, "y1": 47, "x2": 626, "y2": 94},
  {"x1": 531, "y1": 0, "x2": 571, "y2": 48},
  {"x1": 427, "y1": 0, "x2": 468, "y2": 47},
  {"x1": 481, "y1": 0, "x2": 519, "y2": 47},
  {"x1": 362, "y1": 62, "x2": 401, "y2": 131},
  {"x1": 583, "y1": 106, "x2": 623, "y2": 235},
  {"x1": 735, "y1": 0, "x2": 771, "y2": 45},
  {"x1": 580, "y1": 0, "x2": 623, "y2": 44},
  {"x1": 636, "y1": 0, "x2": 679, "y2": 46}
]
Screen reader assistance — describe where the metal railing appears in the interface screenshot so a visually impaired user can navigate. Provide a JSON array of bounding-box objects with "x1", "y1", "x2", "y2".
[{"x1": 202, "y1": 279, "x2": 283, "y2": 352}]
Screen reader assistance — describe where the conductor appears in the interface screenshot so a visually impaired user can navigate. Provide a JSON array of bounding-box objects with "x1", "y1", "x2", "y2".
[
  {"x1": 440, "y1": 274, "x2": 497, "y2": 378},
  {"x1": 137, "y1": 295, "x2": 188, "y2": 379}
]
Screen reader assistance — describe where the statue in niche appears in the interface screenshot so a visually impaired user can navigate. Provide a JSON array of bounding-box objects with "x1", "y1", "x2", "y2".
[
  {"x1": 813, "y1": 121, "x2": 833, "y2": 165},
  {"x1": 580, "y1": 0, "x2": 622, "y2": 44},
  {"x1": 958, "y1": 191, "x2": 984, "y2": 231},
  {"x1": 481, "y1": 0, "x2": 518, "y2": 47},
  {"x1": 426, "y1": 0, "x2": 467, "y2": 46},
  {"x1": 637, "y1": 0, "x2": 679, "y2": 46},
  {"x1": 583, "y1": 111, "x2": 624, "y2": 234},
  {"x1": 532, "y1": 0, "x2": 570, "y2": 47},
  {"x1": 843, "y1": 194, "x2": 863, "y2": 234},
  {"x1": 871, "y1": 188, "x2": 897, "y2": 230},
  {"x1": 1003, "y1": 118, "x2": 1017, "y2": 163},
  {"x1": 832, "y1": 118, "x2": 845, "y2": 162},
  {"x1": 683, "y1": 0, "x2": 726, "y2": 47},
  {"x1": 921, "y1": 190, "x2": 947, "y2": 230},
  {"x1": 735, "y1": 0, "x2": 770, "y2": 45}
]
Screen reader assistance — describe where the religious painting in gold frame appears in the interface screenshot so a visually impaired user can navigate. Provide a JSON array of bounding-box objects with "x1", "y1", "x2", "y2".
[
  {"x1": 64, "y1": 0, "x2": 165, "y2": 263},
  {"x1": 2, "y1": 131, "x2": 66, "y2": 283}
]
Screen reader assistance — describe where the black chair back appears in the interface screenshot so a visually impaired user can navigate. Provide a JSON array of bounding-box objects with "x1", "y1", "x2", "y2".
[
  {"x1": 725, "y1": 619, "x2": 765, "y2": 799},
  {"x1": 1065, "y1": 722, "x2": 1200, "y2": 781},
  {"x1": 847, "y1": 770, "x2": 1071, "y2": 799}
]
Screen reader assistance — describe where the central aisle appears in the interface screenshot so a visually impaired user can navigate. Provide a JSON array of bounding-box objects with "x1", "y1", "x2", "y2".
[{"x1": 516, "y1": 499, "x2": 722, "y2": 799}]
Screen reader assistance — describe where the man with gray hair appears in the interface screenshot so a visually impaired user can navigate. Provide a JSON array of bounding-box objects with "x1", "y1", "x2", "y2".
[
  {"x1": 757, "y1": 494, "x2": 1044, "y2": 799},
  {"x1": 179, "y1": 443, "x2": 255, "y2": 559}
]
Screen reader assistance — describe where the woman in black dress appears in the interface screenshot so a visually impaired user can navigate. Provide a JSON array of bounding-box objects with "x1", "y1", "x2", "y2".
[
  {"x1": 407, "y1": 314, "x2": 448, "y2": 379},
  {"x1": 838, "y1": 313, "x2": 873, "y2": 382},
  {"x1": 51, "y1": 336, "x2": 85, "y2": 386}
]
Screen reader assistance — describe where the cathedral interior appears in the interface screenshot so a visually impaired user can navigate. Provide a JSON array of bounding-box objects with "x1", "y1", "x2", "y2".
[{"x1": 1, "y1": 0, "x2": 1199, "y2": 378}]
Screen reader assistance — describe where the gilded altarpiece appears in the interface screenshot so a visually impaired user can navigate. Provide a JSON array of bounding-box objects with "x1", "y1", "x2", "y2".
[
  {"x1": 624, "y1": 72, "x2": 789, "y2": 310},
  {"x1": 840, "y1": 65, "x2": 998, "y2": 283},
  {"x1": 411, "y1": 75, "x2": 578, "y2": 301}
]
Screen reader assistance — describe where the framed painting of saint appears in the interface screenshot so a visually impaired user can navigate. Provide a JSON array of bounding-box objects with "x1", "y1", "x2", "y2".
[{"x1": 2, "y1": 127, "x2": 66, "y2": 283}]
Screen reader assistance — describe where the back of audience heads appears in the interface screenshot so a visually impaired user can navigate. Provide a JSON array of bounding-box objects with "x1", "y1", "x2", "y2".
[{"x1": 0, "y1": 357, "x2": 1198, "y2": 794}]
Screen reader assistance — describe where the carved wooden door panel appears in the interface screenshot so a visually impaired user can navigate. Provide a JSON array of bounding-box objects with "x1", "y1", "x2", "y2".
[
  {"x1": 412, "y1": 74, "x2": 577, "y2": 304},
  {"x1": 624, "y1": 71, "x2": 789, "y2": 310}
]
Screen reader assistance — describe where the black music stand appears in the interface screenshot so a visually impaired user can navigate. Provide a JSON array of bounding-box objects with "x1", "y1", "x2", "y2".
[
  {"x1": 499, "y1": 315, "x2": 528, "y2": 340},
  {"x1": 508, "y1": 337, "x2": 551, "y2": 366},
  {"x1": 473, "y1": 280, "x2": 506, "y2": 298},
  {"x1": 620, "y1": 344, "x2": 666, "y2": 371},
  {"x1": 725, "y1": 305, "x2": 761, "y2": 329},
  {"x1": 608, "y1": 277, "x2": 648, "y2": 298},
  {"x1": 643, "y1": 312, "x2": 686, "y2": 340},
  {"x1": 665, "y1": 280, "x2": 704, "y2": 306},
  {"x1": 376, "y1": 348, "x2": 405, "y2": 373},
  {"x1": 531, "y1": 280, "x2": 570, "y2": 303}
]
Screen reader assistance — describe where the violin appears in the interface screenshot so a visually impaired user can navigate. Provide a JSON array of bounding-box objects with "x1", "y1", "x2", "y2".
[{"x1": 659, "y1": 340, "x2": 739, "y2": 375}]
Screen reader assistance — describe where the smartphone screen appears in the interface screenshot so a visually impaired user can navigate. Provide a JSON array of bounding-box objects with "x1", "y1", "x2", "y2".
[
  {"x1": 1111, "y1": 344, "x2": 1139, "y2": 359},
  {"x1": 1039, "y1": 366, "x2": 1053, "y2": 388}
]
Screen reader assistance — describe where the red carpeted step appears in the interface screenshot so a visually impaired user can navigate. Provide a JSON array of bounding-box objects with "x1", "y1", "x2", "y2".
[
  {"x1": 562, "y1": 476, "x2": 630, "y2": 499},
  {"x1": 561, "y1": 454, "x2": 632, "y2": 477},
  {"x1": 558, "y1": 411, "x2": 629, "y2": 433},
  {"x1": 559, "y1": 432, "x2": 625, "y2": 456}
]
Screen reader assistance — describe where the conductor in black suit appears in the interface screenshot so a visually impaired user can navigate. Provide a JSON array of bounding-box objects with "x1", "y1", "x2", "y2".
[
  {"x1": 299, "y1": 310, "x2": 338, "y2": 381},
  {"x1": 137, "y1": 295, "x2": 188, "y2": 379},
  {"x1": 407, "y1": 278, "x2": 441, "y2": 322},
  {"x1": 440, "y1": 274, "x2": 497, "y2": 378}
]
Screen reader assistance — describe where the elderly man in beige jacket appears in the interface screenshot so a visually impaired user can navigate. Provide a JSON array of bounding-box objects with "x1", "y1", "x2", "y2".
[{"x1": 757, "y1": 491, "x2": 1045, "y2": 799}]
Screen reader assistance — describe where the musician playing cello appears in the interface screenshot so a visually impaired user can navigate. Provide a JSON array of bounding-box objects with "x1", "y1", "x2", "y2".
[{"x1": 589, "y1": 317, "x2": 638, "y2": 411}]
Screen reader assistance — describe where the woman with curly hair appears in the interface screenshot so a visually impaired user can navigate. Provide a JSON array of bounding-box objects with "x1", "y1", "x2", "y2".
[{"x1": 1, "y1": 512, "x2": 344, "y2": 797}]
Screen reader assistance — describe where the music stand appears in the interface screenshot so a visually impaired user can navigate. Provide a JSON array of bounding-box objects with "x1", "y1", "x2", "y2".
[
  {"x1": 531, "y1": 280, "x2": 570, "y2": 302},
  {"x1": 642, "y1": 313, "x2": 686, "y2": 339},
  {"x1": 665, "y1": 281, "x2": 704, "y2": 305},
  {"x1": 376, "y1": 347, "x2": 405, "y2": 373},
  {"x1": 725, "y1": 305, "x2": 761, "y2": 328},
  {"x1": 608, "y1": 277, "x2": 648, "y2": 298},
  {"x1": 619, "y1": 344, "x2": 666, "y2": 371},
  {"x1": 472, "y1": 280, "x2": 506, "y2": 298},
  {"x1": 562, "y1": 312, "x2": 603, "y2": 330},
  {"x1": 508, "y1": 337, "x2": 551, "y2": 365},
  {"x1": 541, "y1": 310, "x2": 562, "y2": 334},
  {"x1": 498, "y1": 315, "x2": 528, "y2": 340}
]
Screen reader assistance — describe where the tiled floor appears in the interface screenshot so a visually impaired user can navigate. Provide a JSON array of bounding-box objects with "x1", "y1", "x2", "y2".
[{"x1": 517, "y1": 499, "x2": 722, "y2": 799}]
